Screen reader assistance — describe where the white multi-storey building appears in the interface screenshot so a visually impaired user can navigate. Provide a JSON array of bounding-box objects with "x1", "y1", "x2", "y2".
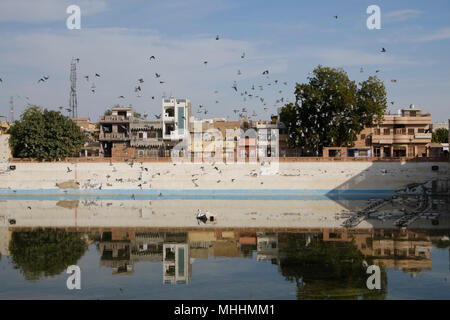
[{"x1": 162, "y1": 97, "x2": 192, "y2": 141}]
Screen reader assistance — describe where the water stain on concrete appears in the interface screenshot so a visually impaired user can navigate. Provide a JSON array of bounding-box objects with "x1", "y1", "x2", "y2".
[
  {"x1": 56, "y1": 180, "x2": 79, "y2": 189},
  {"x1": 56, "y1": 200, "x2": 79, "y2": 209}
]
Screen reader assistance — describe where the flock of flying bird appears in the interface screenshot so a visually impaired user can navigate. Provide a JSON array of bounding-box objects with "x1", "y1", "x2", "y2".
[{"x1": 0, "y1": 15, "x2": 399, "y2": 119}]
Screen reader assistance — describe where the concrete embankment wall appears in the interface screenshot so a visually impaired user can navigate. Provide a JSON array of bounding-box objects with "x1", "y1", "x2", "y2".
[
  {"x1": 1, "y1": 198, "x2": 449, "y2": 229},
  {"x1": 0, "y1": 199, "x2": 367, "y2": 229},
  {"x1": 0, "y1": 160, "x2": 447, "y2": 193}
]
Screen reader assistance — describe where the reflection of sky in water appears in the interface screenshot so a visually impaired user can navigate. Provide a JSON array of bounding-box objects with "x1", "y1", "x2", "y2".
[
  {"x1": 0, "y1": 244, "x2": 296, "y2": 300},
  {"x1": 0, "y1": 229, "x2": 449, "y2": 300}
]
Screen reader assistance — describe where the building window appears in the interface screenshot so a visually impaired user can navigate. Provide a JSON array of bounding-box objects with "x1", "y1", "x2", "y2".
[
  {"x1": 383, "y1": 129, "x2": 390, "y2": 135},
  {"x1": 361, "y1": 134, "x2": 366, "y2": 140},
  {"x1": 418, "y1": 128, "x2": 425, "y2": 133},
  {"x1": 408, "y1": 128, "x2": 415, "y2": 135},
  {"x1": 178, "y1": 107, "x2": 185, "y2": 134}
]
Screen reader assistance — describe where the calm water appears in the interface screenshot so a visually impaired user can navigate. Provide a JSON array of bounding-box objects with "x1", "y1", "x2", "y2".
[{"x1": 1, "y1": 223, "x2": 449, "y2": 299}]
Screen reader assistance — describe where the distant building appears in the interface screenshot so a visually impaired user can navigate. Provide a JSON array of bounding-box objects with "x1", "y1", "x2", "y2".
[
  {"x1": 0, "y1": 121, "x2": 10, "y2": 134},
  {"x1": 162, "y1": 97, "x2": 192, "y2": 141},
  {"x1": 72, "y1": 117, "x2": 101, "y2": 157},
  {"x1": 130, "y1": 120, "x2": 164, "y2": 158},
  {"x1": 324, "y1": 106, "x2": 432, "y2": 158},
  {"x1": 371, "y1": 107, "x2": 432, "y2": 158},
  {"x1": 99, "y1": 106, "x2": 135, "y2": 158},
  {"x1": 237, "y1": 115, "x2": 257, "y2": 162},
  {"x1": 189, "y1": 118, "x2": 242, "y2": 162},
  {"x1": 188, "y1": 114, "x2": 289, "y2": 162},
  {"x1": 72, "y1": 117, "x2": 97, "y2": 132},
  {"x1": 431, "y1": 122, "x2": 449, "y2": 132}
]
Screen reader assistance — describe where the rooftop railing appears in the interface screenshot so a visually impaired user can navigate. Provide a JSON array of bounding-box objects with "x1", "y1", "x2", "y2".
[{"x1": 100, "y1": 115, "x2": 133, "y2": 122}]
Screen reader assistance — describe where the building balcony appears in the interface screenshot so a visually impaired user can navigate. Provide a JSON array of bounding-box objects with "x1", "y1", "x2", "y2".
[
  {"x1": 415, "y1": 133, "x2": 432, "y2": 139},
  {"x1": 130, "y1": 138, "x2": 164, "y2": 148},
  {"x1": 163, "y1": 114, "x2": 175, "y2": 122},
  {"x1": 99, "y1": 115, "x2": 132, "y2": 123},
  {"x1": 379, "y1": 115, "x2": 432, "y2": 125},
  {"x1": 372, "y1": 133, "x2": 431, "y2": 144},
  {"x1": 99, "y1": 132, "x2": 130, "y2": 141}
]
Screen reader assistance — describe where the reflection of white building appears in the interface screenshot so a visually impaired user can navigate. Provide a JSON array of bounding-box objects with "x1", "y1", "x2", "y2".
[
  {"x1": 163, "y1": 243, "x2": 192, "y2": 284},
  {"x1": 0, "y1": 227, "x2": 11, "y2": 257},
  {"x1": 256, "y1": 233, "x2": 279, "y2": 263},
  {"x1": 162, "y1": 97, "x2": 192, "y2": 141}
]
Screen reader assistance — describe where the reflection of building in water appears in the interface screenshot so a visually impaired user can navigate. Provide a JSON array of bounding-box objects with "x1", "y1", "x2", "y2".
[
  {"x1": 99, "y1": 231, "x2": 134, "y2": 275},
  {"x1": 366, "y1": 229, "x2": 432, "y2": 274},
  {"x1": 130, "y1": 232, "x2": 164, "y2": 262},
  {"x1": 325, "y1": 228, "x2": 434, "y2": 274},
  {"x1": 163, "y1": 243, "x2": 192, "y2": 285},
  {"x1": 0, "y1": 227, "x2": 11, "y2": 257},
  {"x1": 188, "y1": 230, "x2": 256, "y2": 259},
  {"x1": 256, "y1": 233, "x2": 279, "y2": 264},
  {"x1": 274, "y1": 228, "x2": 435, "y2": 275},
  {"x1": 29, "y1": 226, "x2": 441, "y2": 281}
]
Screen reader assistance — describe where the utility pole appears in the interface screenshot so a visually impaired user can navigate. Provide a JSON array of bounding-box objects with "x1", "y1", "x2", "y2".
[
  {"x1": 9, "y1": 96, "x2": 14, "y2": 123},
  {"x1": 69, "y1": 58, "x2": 78, "y2": 118}
]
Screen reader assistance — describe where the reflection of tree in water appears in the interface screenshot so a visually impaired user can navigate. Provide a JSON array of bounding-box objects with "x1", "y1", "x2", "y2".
[
  {"x1": 278, "y1": 234, "x2": 387, "y2": 300},
  {"x1": 9, "y1": 229, "x2": 88, "y2": 281}
]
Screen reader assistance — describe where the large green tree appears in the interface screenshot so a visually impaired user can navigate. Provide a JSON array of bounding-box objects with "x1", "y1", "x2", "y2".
[
  {"x1": 278, "y1": 233, "x2": 387, "y2": 300},
  {"x1": 280, "y1": 66, "x2": 387, "y2": 155},
  {"x1": 432, "y1": 128, "x2": 448, "y2": 143},
  {"x1": 9, "y1": 229, "x2": 88, "y2": 281},
  {"x1": 7, "y1": 106, "x2": 85, "y2": 160}
]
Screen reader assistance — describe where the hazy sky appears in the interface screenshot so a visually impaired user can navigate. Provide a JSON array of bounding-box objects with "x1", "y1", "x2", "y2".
[{"x1": 0, "y1": 0, "x2": 449, "y2": 122}]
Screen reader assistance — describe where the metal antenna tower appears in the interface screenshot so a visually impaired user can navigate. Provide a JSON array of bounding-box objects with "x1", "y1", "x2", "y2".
[
  {"x1": 9, "y1": 96, "x2": 14, "y2": 123},
  {"x1": 69, "y1": 58, "x2": 78, "y2": 118}
]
